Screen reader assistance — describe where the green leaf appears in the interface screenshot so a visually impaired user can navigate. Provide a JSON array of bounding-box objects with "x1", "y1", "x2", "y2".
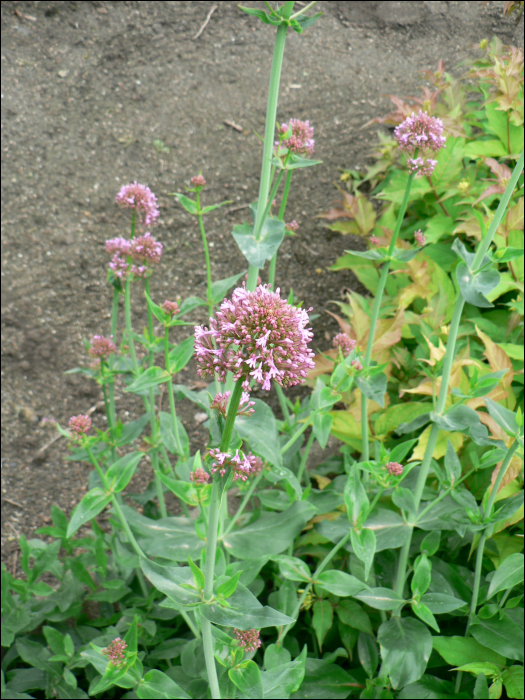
[
  {"x1": 432, "y1": 636, "x2": 506, "y2": 667},
  {"x1": 335, "y1": 600, "x2": 374, "y2": 635},
  {"x1": 420, "y1": 592, "x2": 467, "y2": 614},
  {"x1": 392, "y1": 488, "x2": 417, "y2": 521},
  {"x1": 358, "y1": 633, "x2": 379, "y2": 678},
  {"x1": 140, "y1": 557, "x2": 201, "y2": 607},
  {"x1": 200, "y1": 199, "x2": 233, "y2": 215},
  {"x1": 431, "y1": 404, "x2": 481, "y2": 432},
  {"x1": 125, "y1": 367, "x2": 171, "y2": 395},
  {"x1": 502, "y1": 665, "x2": 524, "y2": 699},
  {"x1": 171, "y1": 192, "x2": 198, "y2": 215},
  {"x1": 232, "y1": 217, "x2": 285, "y2": 268},
  {"x1": 488, "y1": 553, "x2": 524, "y2": 599},
  {"x1": 235, "y1": 399, "x2": 283, "y2": 468},
  {"x1": 291, "y1": 11, "x2": 323, "y2": 33},
  {"x1": 485, "y1": 101, "x2": 524, "y2": 154},
  {"x1": 224, "y1": 501, "x2": 316, "y2": 559},
  {"x1": 397, "y1": 675, "x2": 460, "y2": 699},
  {"x1": 275, "y1": 555, "x2": 312, "y2": 583},
  {"x1": 279, "y1": 153, "x2": 323, "y2": 169},
  {"x1": 106, "y1": 452, "x2": 143, "y2": 493},
  {"x1": 353, "y1": 587, "x2": 404, "y2": 611},
  {"x1": 342, "y1": 248, "x2": 386, "y2": 261},
  {"x1": 313, "y1": 412, "x2": 333, "y2": 449},
  {"x1": 159, "y1": 411, "x2": 189, "y2": 458},
  {"x1": 412, "y1": 553, "x2": 432, "y2": 596},
  {"x1": 484, "y1": 398, "x2": 520, "y2": 437},
  {"x1": 136, "y1": 669, "x2": 190, "y2": 699},
  {"x1": 264, "y1": 644, "x2": 292, "y2": 671},
  {"x1": 421, "y1": 531, "x2": 441, "y2": 557},
  {"x1": 216, "y1": 571, "x2": 242, "y2": 599},
  {"x1": 456, "y1": 262, "x2": 500, "y2": 308},
  {"x1": 444, "y1": 439, "x2": 462, "y2": 486},
  {"x1": 453, "y1": 662, "x2": 503, "y2": 676},
  {"x1": 211, "y1": 272, "x2": 245, "y2": 304},
  {"x1": 229, "y1": 660, "x2": 264, "y2": 699},
  {"x1": 66, "y1": 488, "x2": 112, "y2": 538},
  {"x1": 464, "y1": 139, "x2": 508, "y2": 158},
  {"x1": 16, "y1": 638, "x2": 62, "y2": 676},
  {"x1": 168, "y1": 336, "x2": 195, "y2": 374},
  {"x1": 470, "y1": 608, "x2": 524, "y2": 662},
  {"x1": 412, "y1": 601, "x2": 440, "y2": 633},
  {"x1": 355, "y1": 373, "x2": 387, "y2": 408},
  {"x1": 344, "y1": 463, "x2": 369, "y2": 527},
  {"x1": 315, "y1": 570, "x2": 368, "y2": 598},
  {"x1": 200, "y1": 598, "x2": 294, "y2": 629},
  {"x1": 293, "y1": 658, "x2": 358, "y2": 699},
  {"x1": 350, "y1": 528, "x2": 376, "y2": 580},
  {"x1": 178, "y1": 296, "x2": 207, "y2": 316},
  {"x1": 238, "y1": 6, "x2": 282, "y2": 25},
  {"x1": 378, "y1": 617, "x2": 433, "y2": 689},
  {"x1": 187, "y1": 557, "x2": 205, "y2": 591},
  {"x1": 312, "y1": 599, "x2": 333, "y2": 651},
  {"x1": 474, "y1": 672, "x2": 490, "y2": 700},
  {"x1": 260, "y1": 647, "x2": 307, "y2": 697}
]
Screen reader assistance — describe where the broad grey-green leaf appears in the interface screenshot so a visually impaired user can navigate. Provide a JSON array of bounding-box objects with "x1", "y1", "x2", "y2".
[
  {"x1": 487, "y1": 553, "x2": 524, "y2": 599},
  {"x1": 140, "y1": 558, "x2": 201, "y2": 607},
  {"x1": 378, "y1": 617, "x2": 433, "y2": 689},
  {"x1": 232, "y1": 218, "x2": 285, "y2": 268},
  {"x1": 235, "y1": 399, "x2": 283, "y2": 469}
]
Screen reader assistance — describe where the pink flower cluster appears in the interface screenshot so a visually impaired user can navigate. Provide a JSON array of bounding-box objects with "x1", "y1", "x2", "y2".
[
  {"x1": 370, "y1": 235, "x2": 380, "y2": 246},
  {"x1": 102, "y1": 637, "x2": 128, "y2": 667},
  {"x1": 88, "y1": 335, "x2": 116, "y2": 360},
  {"x1": 333, "y1": 333, "x2": 356, "y2": 358},
  {"x1": 234, "y1": 628, "x2": 261, "y2": 653},
  {"x1": 210, "y1": 390, "x2": 255, "y2": 417},
  {"x1": 190, "y1": 174, "x2": 206, "y2": 188},
  {"x1": 386, "y1": 461, "x2": 403, "y2": 476},
  {"x1": 162, "y1": 300, "x2": 180, "y2": 316},
  {"x1": 414, "y1": 229, "x2": 427, "y2": 247},
  {"x1": 208, "y1": 448, "x2": 263, "y2": 482},
  {"x1": 68, "y1": 414, "x2": 92, "y2": 438},
  {"x1": 351, "y1": 360, "x2": 363, "y2": 371},
  {"x1": 394, "y1": 110, "x2": 445, "y2": 177},
  {"x1": 105, "y1": 232, "x2": 163, "y2": 280},
  {"x1": 190, "y1": 467, "x2": 210, "y2": 484},
  {"x1": 285, "y1": 220, "x2": 299, "y2": 233},
  {"x1": 195, "y1": 285, "x2": 315, "y2": 390},
  {"x1": 115, "y1": 182, "x2": 159, "y2": 227},
  {"x1": 279, "y1": 119, "x2": 315, "y2": 156}
]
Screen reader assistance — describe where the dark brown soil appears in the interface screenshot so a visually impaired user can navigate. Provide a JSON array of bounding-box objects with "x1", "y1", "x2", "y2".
[{"x1": 1, "y1": 1, "x2": 522, "y2": 571}]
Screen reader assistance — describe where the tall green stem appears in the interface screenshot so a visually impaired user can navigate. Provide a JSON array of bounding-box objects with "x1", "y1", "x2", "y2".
[
  {"x1": 394, "y1": 150, "x2": 524, "y2": 605},
  {"x1": 196, "y1": 190, "x2": 214, "y2": 318},
  {"x1": 247, "y1": 2, "x2": 295, "y2": 291},
  {"x1": 202, "y1": 378, "x2": 244, "y2": 699},
  {"x1": 165, "y1": 328, "x2": 185, "y2": 458},
  {"x1": 361, "y1": 172, "x2": 415, "y2": 461},
  {"x1": 110, "y1": 286, "x2": 120, "y2": 341},
  {"x1": 269, "y1": 170, "x2": 293, "y2": 289},
  {"x1": 297, "y1": 431, "x2": 315, "y2": 485},
  {"x1": 222, "y1": 470, "x2": 264, "y2": 538},
  {"x1": 125, "y1": 280, "x2": 139, "y2": 374},
  {"x1": 281, "y1": 419, "x2": 311, "y2": 454}
]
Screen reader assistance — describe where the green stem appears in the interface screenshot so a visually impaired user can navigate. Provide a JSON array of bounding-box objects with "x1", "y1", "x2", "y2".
[
  {"x1": 361, "y1": 172, "x2": 415, "y2": 461},
  {"x1": 281, "y1": 419, "x2": 311, "y2": 454},
  {"x1": 165, "y1": 328, "x2": 185, "y2": 458},
  {"x1": 202, "y1": 378, "x2": 244, "y2": 699},
  {"x1": 455, "y1": 438, "x2": 519, "y2": 693},
  {"x1": 247, "y1": 2, "x2": 295, "y2": 291},
  {"x1": 110, "y1": 286, "x2": 120, "y2": 342},
  {"x1": 144, "y1": 279, "x2": 155, "y2": 369},
  {"x1": 269, "y1": 170, "x2": 293, "y2": 289},
  {"x1": 297, "y1": 431, "x2": 315, "y2": 485},
  {"x1": 290, "y1": 0, "x2": 318, "y2": 18},
  {"x1": 393, "y1": 150, "x2": 524, "y2": 607},
  {"x1": 196, "y1": 191, "x2": 214, "y2": 318},
  {"x1": 275, "y1": 382, "x2": 292, "y2": 421},
  {"x1": 222, "y1": 471, "x2": 264, "y2": 538},
  {"x1": 279, "y1": 530, "x2": 351, "y2": 644},
  {"x1": 426, "y1": 175, "x2": 450, "y2": 217},
  {"x1": 125, "y1": 280, "x2": 139, "y2": 374}
]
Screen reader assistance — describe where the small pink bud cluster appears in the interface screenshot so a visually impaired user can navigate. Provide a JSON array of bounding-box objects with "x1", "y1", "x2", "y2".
[
  {"x1": 370, "y1": 235, "x2": 380, "y2": 246},
  {"x1": 195, "y1": 285, "x2": 315, "y2": 390},
  {"x1": 351, "y1": 360, "x2": 363, "y2": 371},
  {"x1": 190, "y1": 174, "x2": 206, "y2": 188},
  {"x1": 208, "y1": 448, "x2": 263, "y2": 482},
  {"x1": 279, "y1": 119, "x2": 315, "y2": 156},
  {"x1": 333, "y1": 333, "x2": 356, "y2": 358},
  {"x1": 162, "y1": 300, "x2": 180, "y2": 316},
  {"x1": 234, "y1": 628, "x2": 262, "y2": 653},
  {"x1": 386, "y1": 461, "x2": 403, "y2": 476},
  {"x1": 115, "y1": 182, "x2": 159, "y2": 227},
  {"x1": 88, "y1": 335, "x2": 116, "y2": 360},
  {"x1": 414, "y1": 229, "x2": 427, "y2": 247},
  {"x1": 394, "y1": 110, "x2": 445, "y2": 177},
  {"x1": 190, "y1": 467, "x2": 210, "y2": 484},
  {"x1": 285, "y1": 220, "x2": 299, "y2": 233},
  {"x1": 106, "y1": 232, "x2": 163, "y2": 280},
  {"x1": 68, "y1": 414, "x2": 92, "y2": 438},
  {"x1": 210, "y1": 391, "x2": 255, "y2": 418},
  {"x1": 102, "y1": 637, "x2": 128, "y2": 667}
]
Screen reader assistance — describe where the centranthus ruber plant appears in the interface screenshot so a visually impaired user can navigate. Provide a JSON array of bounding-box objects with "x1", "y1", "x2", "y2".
[{"x1": 4, "y1": 6, "x2": 524, "y2": 700}]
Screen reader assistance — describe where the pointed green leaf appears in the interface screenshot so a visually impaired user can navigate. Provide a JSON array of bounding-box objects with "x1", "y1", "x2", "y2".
[
  {"x1": 66, "y1": 488, "x2": 112, "y2": 538},
  {"x1": 312, "y1": 599, "x2": 333, "y2": 651},
  {"x1": 378, "y1": 617, "x2": 433, "y2": 689}
]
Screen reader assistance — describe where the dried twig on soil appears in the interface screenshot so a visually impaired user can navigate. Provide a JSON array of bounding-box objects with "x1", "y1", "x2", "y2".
[
  {"x1": 3, "y1": 497, "x2": 25, "y2": 510},
  {"x1": 224, "y1": 119, "x2": 243, "y2": 133},
  {"x1": 193, "y1": 4, "x2": 218, "y2": 40}
]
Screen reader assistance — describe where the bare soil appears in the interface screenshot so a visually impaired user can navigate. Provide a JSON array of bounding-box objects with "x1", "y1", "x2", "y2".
[{"x1": 1, "y1": 0, "x2": 522, "y2": 571}]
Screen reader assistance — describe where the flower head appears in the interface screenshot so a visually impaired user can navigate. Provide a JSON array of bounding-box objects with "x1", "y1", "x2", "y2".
[
  {"x1": 285, "y1": 220, "x2": 299, "y2": 233},
  {"x1": 115, "y1": 182, "x2": 159, "y2": 227},
  {"x1": 208, "y1": 448, "x2": 262, "y2": 482},
  {"x1": 370, "y1": 234, "x2": 380, "y2": 246},
  {"x1": 88, "y1": 335, "x2": 116, "y2": 360},
  {"x1": 130, "y1": 232, "x2": 163, "y2": 264},
  {"x1": 414, "y1": 229, "x2": 427, "y2": 247},
  {"x1": 351, "y1": 359, "x2": 363, "y2": 371},
  {"x1": 279, "y1": 119, "x2": 315, "y2": 156},
  {"x1": 190, "y1": 174, "x2": 206, "y2": 188},
  {"x1": 234, "y1": 628, "x2": 261, "y2": 653},
  {"x1": 194, "y1": 285, "x2": 315, "y2": 390},
  {"x1": 68, "y1": 414, "x2": 92, "y2": 438},
  {"x1": 408, "y1": 157, "x2": 438, "y2": 177},
  {"x1": 333, "y1": 333, "x2": 356, "y2": 357},
  {"x1": 105, "y1": 237, "x2": 132, "y2": 256},
  {"x1": 190, "y1": 467, "x2": 210, "y2": 484},
  {"x1": 386, "y1": 461, "x2": 403, "y2": 476},
  {"x1": 394, "y1": 110, "x2": 446, "y2": 154},
  {"x1": 210, "y1": 390, "x2": 255, "y2": 417},
  {"x1": 102, "y1": 638, "x2": 128, "y2": 667},
  {"x1": 162, "y1": 300, "x2": 180, "y2": 316}
]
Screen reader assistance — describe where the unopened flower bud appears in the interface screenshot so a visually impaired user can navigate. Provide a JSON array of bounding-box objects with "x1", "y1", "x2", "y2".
[
  {"x1": 190, "y1": 467, "x2": 210, "y2": 484},
  {"x1": 386, "y1": 461, "x2": 403, "y2": 476},
  {"x1": 68, "y1": 414, "x2": 92, "y2": 438},
  {"x1": 234, "y1": 628, "x2": 261, "y2": 653},
  {"x1": 116, "y1": 182, "x2": 159, "y2": 227},
  {"x1": 351, "y1": 360, "x2": 363, "y2": 371},
  {"x1": 370, "y1": 235, "x2": 380, "y2": 246},
  {"x1": 333, "y1": 333, "x2": 356, "y2": 357},
  {"x1": 285, "y1": 220, "x2": 299, "y2": 233},
  {"x1": 190, "y1": 174, "x2": 206, "y2": 188},
  {"x1": 102, "y1": 638, "x2": 128, "y2": 667},
  {"x1": 162, "y1": 300, "x2": 180, "y2": 316},
  {"x1": 414, "y1": 230, "x2": 427, "y2": 247},
  {"x1": 88, "y1": 335, "x2": 116, "y2": 360}
]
